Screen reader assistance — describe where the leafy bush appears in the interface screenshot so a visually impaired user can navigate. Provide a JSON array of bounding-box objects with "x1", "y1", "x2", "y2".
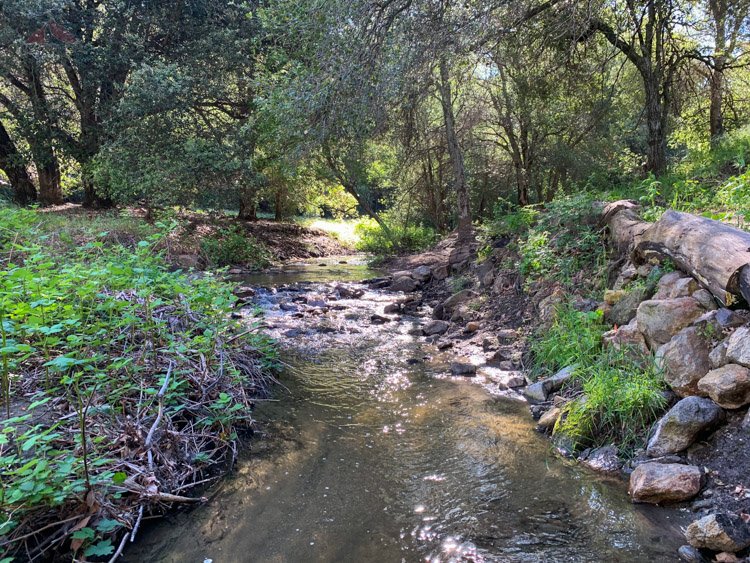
[
  {"x1": 354, "y1": 218, "x2": 437, "y2": 255},
  {"x1": 529, "y1": 305, "x2": 607, "y2": 378},
  {"x1": 0, "y1": 207, "x2": 277, "y2": 559},
  {"x1": 554, "y1": 350, "x2": 667, "y2": 455},
  {"x1": 200, "y1": 226, "x2": 272, "y2": 269}
]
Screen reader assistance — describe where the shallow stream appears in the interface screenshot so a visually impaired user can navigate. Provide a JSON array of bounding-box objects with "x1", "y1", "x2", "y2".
[{"x1": 125, "y1": 257, "x2": 688, "y2": 562}]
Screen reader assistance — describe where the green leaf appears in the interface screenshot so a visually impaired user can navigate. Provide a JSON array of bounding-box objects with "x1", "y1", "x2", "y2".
[
  {"x1": 112, "y1": 471, "x2": 127, "y2": 484},
  {"x1": 95, "y1": 519, "x2": 121, "y2": 533},
  {"x1": 83, "y1": 540, "x2": 114, "y2": 557},
  {"x1": 71, "y1": 527, "x2": 95, "y2": 541}
]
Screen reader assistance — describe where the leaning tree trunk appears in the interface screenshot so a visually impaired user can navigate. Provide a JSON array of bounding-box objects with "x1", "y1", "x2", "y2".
[
  {"x1": 438, "y1": 58, "x2": 472, "y2": 238},
  {"x1": 0, "y1": 121, "x2": 36, "y2": 205}
]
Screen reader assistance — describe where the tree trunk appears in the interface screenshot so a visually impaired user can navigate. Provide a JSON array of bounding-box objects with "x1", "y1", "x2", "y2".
[
  {"x1": 35, "y1": 149, "x2": 62, "y2": 206},
  {"x1": 438, "y1": 58, "x2": 471, "y2": 238},
  {"x1": 709, "y1": 58, "x2": 726, "y2": 141},
  {"x1": 0, "y1": 120, "x2": 36, "y2": 205},
  {"x1": 238, "y1": 190, "x2": 258, "y2": 221},
  {"x1": 643, "y1": 74, "x2": 667, "y2": 176}
]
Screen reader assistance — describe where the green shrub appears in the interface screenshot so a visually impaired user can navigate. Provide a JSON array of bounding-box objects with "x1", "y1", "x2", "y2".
[
  {"x1": 200, "y1": 226, "x2": 271, "y2": 269},
  {"x1": 354, "y1": 218, "x2": 437, "y2": 255},
  {"x1": 554, "y1": 349, "x2": 667, "y2": 455},
  {"x1": 529, "y1": 305, "x2": 607, "y2": 378},
  {"x1": 0, "y1": 207, "x2": 278, "y2": 559}
]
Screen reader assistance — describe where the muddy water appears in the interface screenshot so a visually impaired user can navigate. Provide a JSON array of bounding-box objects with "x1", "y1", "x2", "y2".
[{"x1": 126, "y1": 260, "x2": 688, "y2": 562}]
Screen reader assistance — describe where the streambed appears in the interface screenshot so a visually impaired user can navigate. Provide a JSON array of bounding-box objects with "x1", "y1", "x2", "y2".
[{"x1": 125, "y1": 258, "x2": 688, "y2": 562}]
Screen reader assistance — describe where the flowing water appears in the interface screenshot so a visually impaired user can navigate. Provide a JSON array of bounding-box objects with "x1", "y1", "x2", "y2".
[{"x1": 126, "y1": 257, "x2": 688, "y2": 562}]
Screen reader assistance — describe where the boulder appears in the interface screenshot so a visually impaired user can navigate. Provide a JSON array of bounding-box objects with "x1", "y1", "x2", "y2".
[
  {"x1": 653, "y1": 273, "x2": 699, "y2": 300},
  {"x1": 628, "y1": 463, "x2": 702, "y2": 504},
  {"x1": 422, "y1": 320, "x2": 450, "y2": 336},
  {"x1": 522, "y1": 366, "x2": 575, "y2": 403},
  {"x1": 709, "y1": 339, "x2": 729, "y2": 369},
  {"x1": 605, "y1": 286, "x2": 651, "y2": 327},
  {"x1": 370, "y1": 314, "x2": 390, "y2": 324},
  {"x1": 465, "y1": 321, "x2": 481, "y2": 333},
  {"x1": 637, "y1": 298, "x2": 706, "y2": 349},
  {"x1": 697, "y1": 364, "x2": 750, "y2": 409},
  {"x1": 685, "y1": 513, "x2": 750, "y2": 553},
  {"x1": 578, "y1": 444, "x2": 622, "y2": 474},
  {"x1": 450, "y1": 362, "x2": 476, "y2": 377},
  {"x1": 646, "y1": 397, "x2": 724, "y2": 457},
  {"x1": 692, "y1": 289, "x2": 718, "y2": 311},
  {"x1": 602, "y1": 320, "x2": 649, "y2": 356},
  {"x1": 603, "y1": 289, "x2": 629, "y2": 305},
  {"x1": 432, "y1": 265, "x2": 449, "y2": 281},
  {"x1": 536, "y1": 406, "x2": 562, "y2": 432},
  {"x1": 412, "y1": 265, "x2": 432, "y2": 281},
  {"x1": 442, "y1": 289, "x2": 476, "y2": 314},
  {"x1": 655, "y1": 327, "x2": 712, "y2": 397},
  {"x1": 389, "y1": 276, "x2": 418, "y2": 293},
  {"x1": 726, "y1": 326, "x2": 750, "y2": 368}
]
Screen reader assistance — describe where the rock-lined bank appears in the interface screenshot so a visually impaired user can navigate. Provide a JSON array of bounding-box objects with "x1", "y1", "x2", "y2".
[{"x1": 371, "y1": 210, "x2": 750, "y2": 562}]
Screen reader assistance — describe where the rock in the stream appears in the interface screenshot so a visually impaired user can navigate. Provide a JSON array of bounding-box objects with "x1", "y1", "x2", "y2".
[
  {"x1": 685, "y1": 513, "x2": 750, "y2": 553},
  {"x1": 450, "y1": 362, "x2": 477, "y2": 377},
  {"x1": 423, "y1": 320, "x2": 450, "y2": 336},
  {"x1": 646, "y1": 397, "x2": 724, "y2": 457},
  {"x1": 523, "y1": 366, "x2": 575, "y2": 403},
  {"x1": 697, "y1": 364, "x2": 750, "y2": 409},
  {"x1": 677, "y1": 545, "x2": 708, "y2": 563},
  {"x1": 383, "y1": 303, "x2": 401, "y2": 314},
  {"x1": 637, "y1": 298, "x2": 706, "y2": 349},
  {"x1": 389, "y1": 276, "x2": 418, "y2": 293},
  {"x1": 628, "y1": 463, "x2": 702, "y2": 504},
  {"x1": 726, "y1": 326, "x2": 750, "y2": 368},
  {"x1": 334, "y1": 285, "x2": 365, "y2": 299},
  {"x1": 578, "y1": 445, "x2": 622, "y2": 474},
  {"x1": 370, "y1": 314, "x2": 390, "y2": 324},
  {"x1": 536, "y1": 407, "x2": 562, "y2": 432},
  {"x1": 655, "y1": 327, "x2": 712, "y2": 397},
  {"x1": 234, "y1": 286, "x2": 256, "y2": 300}
]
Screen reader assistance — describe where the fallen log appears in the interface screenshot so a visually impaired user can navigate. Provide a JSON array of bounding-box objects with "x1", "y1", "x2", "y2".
[
  {"x1": 634, "y1": 210, "x2": 750, "y2": 306},
  {"x1": 600, "y1": 200, "x2": 651, "y2": 254}
]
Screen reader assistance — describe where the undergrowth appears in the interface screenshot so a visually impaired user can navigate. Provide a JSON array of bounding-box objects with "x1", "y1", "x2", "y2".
[
  {"x1": 531, "y1": 303, "x2": 666, "y2": 456},
  {"x1": 0, "y1": 207, "x2": 278, "y2": 561},
  {"x1": 200, "y1": 226, "x2": 272, "y2": 269},
  {"x1": 354, "y1": 218, "x2": 437, "y2": 255}
]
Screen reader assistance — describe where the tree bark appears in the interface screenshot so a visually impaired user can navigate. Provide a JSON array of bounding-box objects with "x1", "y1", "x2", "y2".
[
  {"x1": 35, "y1": 149, "x2": 62, "y2": 206},
  {"x1": 0, "y1": 120, "x2": 36, "y2": 205},
  {"x1": 238, "y1": 190, "x2": 258, "y2": 220},
  {"x1": 643, "y1": 73, "x2": 668, "y2": 176},
  {"x1": 709, "y1": 59, "x2": 726, "y2": 140},
  {"x1": 634, "y1": 210, "x2": 750, "y2": 306},
  {"x1": 437, "y1": 58, "x2": 471, "y2": 238}
]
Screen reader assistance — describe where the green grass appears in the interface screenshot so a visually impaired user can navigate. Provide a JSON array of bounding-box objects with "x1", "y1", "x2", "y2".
[
  {"x1": 295, "y1": 217, "x2": 361, "y2": 248},
  {"x1": 529, "y1": 305, "x2": 607, "y2": 379},
  {"x1": 354, "y1": 218, "x2": 437, "y2": 255},
  {"x1": 554, "y1": 350, "x2": 667, "y2": 455},
  {"x1": 530, "y1": 303, "x2": 666, "y2": 456}
]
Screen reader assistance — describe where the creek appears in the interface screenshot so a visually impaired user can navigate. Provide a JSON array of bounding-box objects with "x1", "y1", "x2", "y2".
[{"x1": 125, "y1": 256, "x2": 687, "y2": 562}]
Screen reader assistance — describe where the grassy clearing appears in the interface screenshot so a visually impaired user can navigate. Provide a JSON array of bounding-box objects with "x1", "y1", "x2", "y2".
[
  {"x1": 0, "y1": 207, "x2": 277, "y2": 561},
  {"x1": 295, "y1": 217, "x2": 361, "y2": 248}
]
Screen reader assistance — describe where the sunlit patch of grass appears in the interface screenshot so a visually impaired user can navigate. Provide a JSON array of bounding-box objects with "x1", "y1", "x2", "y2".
[{"x1": 296, "y1": 217, "x2": 361, "y2": 248}]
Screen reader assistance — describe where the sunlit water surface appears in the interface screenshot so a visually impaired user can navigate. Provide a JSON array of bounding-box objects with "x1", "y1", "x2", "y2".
[{"x1": 125, "y1": 261, "x2": 687, "y2": 562}]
